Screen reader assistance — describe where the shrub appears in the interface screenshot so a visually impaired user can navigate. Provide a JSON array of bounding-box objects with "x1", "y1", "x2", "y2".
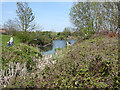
[
  {"x1": 108, "y1": 32, "x2": 116, "y2": 37},
  {"x1": 2, "y1": 44, "x2": 42, "y2": 72}
]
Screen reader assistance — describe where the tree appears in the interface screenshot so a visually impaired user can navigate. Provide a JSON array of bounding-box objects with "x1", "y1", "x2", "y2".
[
  {"x1": 102, "y1": 2, "x2": 118, "y2": 32},
  {"x1": 63, "y1": 27, "x2": 71, "y2": 36},
  {"x1": 70, "y1": 2, "x2": 118, "y2": 33},
  {"x1": 2, "y1": 19, "x2": 18, "y2": 35},
  {"x1": 16, "y1": 2, "x2": 35, "y2": 32},
  {"x1": 70, "y1": 2, "x2": 93, "y2": 31}
]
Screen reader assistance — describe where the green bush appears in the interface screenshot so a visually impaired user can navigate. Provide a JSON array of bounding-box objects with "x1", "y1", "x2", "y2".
[
  {"x1": 2, "y1": 35, "x2": 118, "y2": 88},
  {"x1": 34, "y1": 35, "x2": 118, "y2": 88},
  {"x1": 2, "y1": 44, "x2": 42, "y2": 72},
  {"x1": 81, "y1": 27, "x2": 95, "y2": 40}
]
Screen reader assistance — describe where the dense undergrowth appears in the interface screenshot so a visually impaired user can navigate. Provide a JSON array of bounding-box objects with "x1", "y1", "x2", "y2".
[
  {"x1": 2, "y1": 35, "x2": 42, "y2": 68},
  {"x1": 35, "y1": 35, "x2": 119, "y2": 88},
  {"x1": 1, "y1": 35, "x2": 42, "y2": 88},
  {"x1": 1, "y1": 35, "x2": 119, "y2": 88},
  {"x1": 2, "y1": 44, "x2": 42, "y2": 71}
]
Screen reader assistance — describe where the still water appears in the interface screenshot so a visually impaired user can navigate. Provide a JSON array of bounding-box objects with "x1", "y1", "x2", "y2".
[{"x1": 42, "y1": 40, "x2": 76, "y2": 54}]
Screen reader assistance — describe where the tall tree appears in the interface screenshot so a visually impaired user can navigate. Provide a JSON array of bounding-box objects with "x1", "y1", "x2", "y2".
[
  {"x1": 16, "y1": 2, "x2": 35, "y2": 32},
  {"x1": 70, "y1": 2, "x2": 94, "y2": 31},
  {"x1": 70, "y1": 2, "x2": 118, "y2": 33}
]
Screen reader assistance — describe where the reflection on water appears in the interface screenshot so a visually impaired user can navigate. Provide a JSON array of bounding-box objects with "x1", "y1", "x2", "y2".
[{"x1": 42, "y1": 40, "x2": 76, "y2": 54}]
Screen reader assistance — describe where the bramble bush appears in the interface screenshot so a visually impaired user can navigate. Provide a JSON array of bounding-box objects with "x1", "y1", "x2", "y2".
[
  {"x1": 2, "y1": 44, "x2": 42, "y2": 72},
  {"x1": 34, "y1": 35, "x2": 118, "y2": 88}
]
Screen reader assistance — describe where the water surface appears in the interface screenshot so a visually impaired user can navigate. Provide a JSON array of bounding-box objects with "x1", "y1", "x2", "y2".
[{"x1": 42, "y1": 40, "x2": 76, "y2": 54}]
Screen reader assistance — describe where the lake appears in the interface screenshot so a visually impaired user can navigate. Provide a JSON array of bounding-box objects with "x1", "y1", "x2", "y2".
[{"x1": 42, "y1": 40, "x2": 76, "y2": 54}]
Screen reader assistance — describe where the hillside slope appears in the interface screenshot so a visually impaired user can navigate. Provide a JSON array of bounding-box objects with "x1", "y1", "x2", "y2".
[
  {"x1": 2, "y1": 35, "x2": 119, "y2": 88},
  {"x1": 36, "y1": 35, "x2": 118, "y2": 88},
  {"x1": 1, "y1": 35, "x2": 42, "y2": 88}
]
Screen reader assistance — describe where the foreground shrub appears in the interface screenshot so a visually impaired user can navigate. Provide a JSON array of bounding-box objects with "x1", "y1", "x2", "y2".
[
  {"x1": 2, "y1": 35, "x2": 119, "y2": 88},
  {"x1": 2, "y1": 44, "x2": 42, "y2": 72},
  {"x1": 35, "y1": 36, "x2": 118, "y2": 88}
]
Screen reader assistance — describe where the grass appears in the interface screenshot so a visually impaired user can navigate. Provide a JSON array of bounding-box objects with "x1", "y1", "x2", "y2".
[
  {"x1": 2, "y1": 34, "x2": 21, "y2": 46},
  {"x1": 1, "y1": 34, "x2": 42, "y2": 75},
  {"x1": 1, "y1": 34, "x2": 40, "y2": 55}
]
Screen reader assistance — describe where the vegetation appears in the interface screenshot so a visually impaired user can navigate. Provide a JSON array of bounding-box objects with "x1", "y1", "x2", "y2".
[
  {"x1": 2, "y1": 35, "x2": 21, "y2": 46},
  {"x1": 2, "y1": 35, "x2": 42, "y2": 71},
  {"x1": 2, "y1": 19, "x2": 18, "y2": 35},
  {"x1": 70, "y1": 2, "x2": 118, "y2": 33},
  {"x1": 16, "y1": 2, "x2": 35, "y2": 32},
  {"x1": 34, "y1": 35, "x2": 118, "y2": 88},
  {"x1": 1, "y1": 1, "x2": 119, "y2": 89},
  {"x1": 2, "y1": 34, "x2": 119, "y2": 88},
  {"x1": 1, "y1": 35, "x2": 42, "y2": 88}
]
